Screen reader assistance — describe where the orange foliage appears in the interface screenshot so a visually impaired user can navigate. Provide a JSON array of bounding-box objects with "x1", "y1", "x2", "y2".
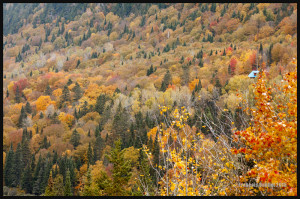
[
  {"x1": 188, "y1": 79, "x2": 200, "y2": 91},
  {"x1": 36, "y1": 95, "x2": 56, "y2": 111},
  {"x1": 232, "y1": 68, "x2": 297, "y2": 196}
]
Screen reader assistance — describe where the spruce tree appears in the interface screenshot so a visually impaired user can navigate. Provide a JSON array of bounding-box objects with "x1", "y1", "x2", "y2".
[
  {"x1": 93, "y1": 135, "x2": 104, "y2": 162},
  {"x1": 18, "y1": 106, "x2": 26, "y2": 128},
  {"x1": 83, "y1": 168, "x2": 94, "y2": 196},
  {"x1": 64, "y1": 169, "x2": 72, "y2": 196},
  {"x1": 72, "y1": 82, "x2": 82, "y2": 101},
  {"x1": 53, "y1": 174, "x2": 64, "y2": 196},
  {"x1": 15, "y1": 85, "x2": 21, "y2": 103},
  {"x1": 4, "y1": 143, "x2": 14, "y2": 187},
  {"x1": 45, "y1": 84, "x2": 52, "y2": 95},
  {"x1": 160, "y1": 70, "x2": 172, "y2": 92},
  {"x1": 33, "y1": 166, "x2": 44, "y2": 195},
  {"x1": 11, "y1": 143, "x2": 22, "y2": 187},
  {"x1": 44, "y1": 170, "x2": 54, "y2": 196},
  {"x1": 112, "y1": 103, "x2": 129, "y2": 143},
  {"x1": 21, "y1": 164, "x2": 33, "y2": 193},
  {"x1": 60, "y1": 85, "x2": 70, "y2": 103},
  {"x1": 25, "y1": 101, "x2": 32, "y2": 114},
  {"x1": 95, "y1": 94, "x2": 107, "y2": 114},
  {"x1": 105, "y1": 139, "x2": 132, "y2": 196},
  {"x1": 87, "y1": 142, "x2": 93, "y2": 166},
  {"x1": 70, "y1": 129, "x2": 80, "y2": 148}
]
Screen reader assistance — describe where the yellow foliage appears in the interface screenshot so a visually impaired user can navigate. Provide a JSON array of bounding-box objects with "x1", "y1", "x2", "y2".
[
  {"x1": 36, "y1": 96, "x2": 55, "y2": 111},
  {"x1": 53, "y1": 88, "x2": 63, "y2": 98},
  {"x1": 188, "y1": 78, "x2": 199, "y2": 91}
]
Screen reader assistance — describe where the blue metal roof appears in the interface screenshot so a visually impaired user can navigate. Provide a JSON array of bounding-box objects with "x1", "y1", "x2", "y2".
[{"x1": 248, "y1": 70, "x2": 259, "y2": 78}]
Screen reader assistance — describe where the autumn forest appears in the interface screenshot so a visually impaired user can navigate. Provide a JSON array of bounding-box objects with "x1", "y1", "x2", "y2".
[{"x1": 2, "y1": 3, "x2": 297, "y2": 196}]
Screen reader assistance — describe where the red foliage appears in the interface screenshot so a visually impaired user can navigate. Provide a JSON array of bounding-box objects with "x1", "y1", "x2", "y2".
[
  {"x1": 227, "y1": 47, "x2": 232, "y2": 52},
  {"x1": 209, "y1": 21, "x2": 218, "y2": 28},
  {"x1": 230, "y1": 58, "x2": 237, "y2": 74},
  {"x1": 8, "y1": 129, "x2": 23, "y2": 150},
  {"x1": 41, "y1": 72, "x2": 54, "y2": 80},
  {"x1": 13, "y1": 78, "x2": 28, "y2": 93},
  {"x1": 167, "y1": 84, "x2": 176, "y2": 90}
]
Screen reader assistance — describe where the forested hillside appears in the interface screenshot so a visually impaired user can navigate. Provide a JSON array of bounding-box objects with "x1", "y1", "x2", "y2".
[{"x1": 3, "y1": 3, "x2": 297, "y2": 196}]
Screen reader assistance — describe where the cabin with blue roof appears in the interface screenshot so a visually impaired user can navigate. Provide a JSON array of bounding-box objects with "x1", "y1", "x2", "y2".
[{"x1": 248, "y1": 70, "x2": 259, "y2": 78}]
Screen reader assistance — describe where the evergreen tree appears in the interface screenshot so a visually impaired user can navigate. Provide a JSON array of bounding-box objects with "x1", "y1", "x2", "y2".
[
  {"x1": 64, "y1": 169, "x2": 72, "y2": 196},
  {"x1": 21, "y1": 164, "x2": 33, "y2": 193},
  {"x1": 93, "y1": 135, "x2": 104, "y2": 162},
  {"x1": 105, "y1": 139, "x2": 132, "y2": 196},
  {"x1": 87, "y1": 142, "x2": 93, "y2": 166},
  {"x1": 18, "y1": 106, "x2": 27, "y2": 128},
  {"x1": 112, "y1": 103, "x2": 129, "y2": 144},
  {"x1": 44, "y1": 170, "x2": 54, "y2": 196},
  {"x1": 33, "y1": 166, "x2": 44, "y2": 195},
  {"x1": 41, "y1": 158, "x2": 51, "y2": 193},
  {"x1": 128, "y1": 123, "x2": 135, "y2": 147},
  {"x1": 234, "y1": 107, "x2": 244, "y2": 131},
  {"x1": 76, "y1": 59, "x2": 81, "y2": 68},
  {"x1": 228, "y1": 64, "x2": 232, "y2": 76},
  {"x1": 30, "y1": 154, "x2": 35, "y2": 174},
  {"x1": 83, "y1": 168, "x2": 94, "y2": 196},
  {"x1": 72, "y1": 82, "x2": 83, "y2": 101},
  {"x1": 66, "y1": 78, "x2": 72, "y2": 86},
  {"x1": 15, "y1": 85, "x2": 21, "y2": 103},
  {"x1": 11, "y1": 143, "x2": 22, "y2": 187},
  {"x1": 25, "y1": 101, "x2": 32, "y2": 114},
  {"x1": 4, "y1": 143, "x2": 14, "y2": 187},
  {"x1": 70, "y1": 129, "x2": 80, "y2": 148},
  {"x1": 40, "y1": 112, "x2": 44, "y2": 119},
  {"x1": 45, "y1": 84, "x2": 52, "y2": 96},
  {"x1": 95, "y1": 127, "x2": 100, "y2": 138},
  {"x1": 160, "y1": 70, "x2": 172, "y2": 92},
  {"x1": 74, "y1": 108, "x2": 78, "y2": 120},
  {"x1": 51, "y1": 34, "x2": 56, "y2": 42},
  {"x1": 137, "y1": 149, "x2": 153, "y2": 195},
  {"x1": 53, "y1": 174, "x2": 64, "y2": 196},
  {"x1": 210, "y1": 3, "x2": 216, "y2": 12},
  {"x1": 259, "y1": 42, "x2": 263, "y2": 56},
  {"x1": 60, "y1": 85, "x2": 70, "y2": 103},
  {"x1": 153, "y1": 131, "x2": 160, "y2": 169}
]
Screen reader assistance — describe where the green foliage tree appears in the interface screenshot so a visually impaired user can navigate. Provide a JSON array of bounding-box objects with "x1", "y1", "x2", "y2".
[
  {"x1": 64, "y1": 169, "x2": 72, "y2": 196},
  {"x1": 53, "y1": 174, "x2": 64, "y2": 196},
  {"x1": 15, "y1": 85, "x2": 21, "y2": 103},
  {"x1": 21, "y1": 164, "x2": 33, "y2": 193},
  {"x1": 95, "y1": 94, "x2": 107, "y2": 114},
  {"x1": 11, "y1": 143, "x2": 22, "y2": 187},
  {"x1": 44, "y1": 170, "x2": 54, "y2": 196},
  {"x1": 105, "y1": 139, "x2": 132, "y2": 196},
  {"x1": 4, "y1": 143, "x2": 14, "y2": 187},
  {"x1": 160, "y1": 70, "x2": 172, "y2": 92},
  {"x1": 25, "y1": 101, "x2": 32, "y2": 114},
  {"x1": 87, "y1": 142, "x2": 94, "y2": 166},
  {"x1": 70, "y1": 129, "x2": 80, "y2": 148},
  {"x1": 18, "y1": 106, "x2": 26, "y2": 128},
  {"x1": 72, "y1": 82, "x2": 83, "y2": 101},
  {"x1": 60, "y1": 85, "x2": 70, "y2": 103},
  {"x1": 83, "y1": 167, "x2": 96, "y2": 196},
  {"x1": 112, "y1": 103, "x2": 129, "y2": 145}
]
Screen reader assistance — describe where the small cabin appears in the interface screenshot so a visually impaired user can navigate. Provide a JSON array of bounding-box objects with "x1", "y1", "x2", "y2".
[{"x1": 248, "y1": 70, "x2": 259, "y2": 78}]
